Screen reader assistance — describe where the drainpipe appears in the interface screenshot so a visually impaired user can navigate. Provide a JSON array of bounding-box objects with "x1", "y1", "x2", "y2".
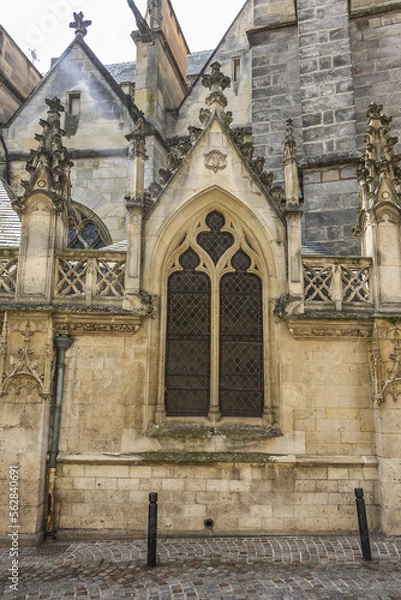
[
  {"x1": 0, "y1": 125, "x2": 11, "y2": 184},
  {"x1": 45, "y1": 335, "x2": 73, "y2": 538}
]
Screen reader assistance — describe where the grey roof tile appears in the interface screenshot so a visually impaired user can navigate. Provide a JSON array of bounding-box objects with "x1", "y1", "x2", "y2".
[
  {"x1": 105, "y1": 50, "x2": 213, "y2": 84},
  {"x1": 0, "y1": 178, "x2": 21, "y2": 249}
]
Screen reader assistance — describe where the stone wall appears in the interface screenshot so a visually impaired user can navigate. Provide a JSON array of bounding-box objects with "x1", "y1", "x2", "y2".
[
  {"x1": 55, "y1": 459, "x2": 378, "y2": 535},
  {"x1": 45, "y1": 318, "x2": 379, "y2": 538},
  {"x1": 5, "y1": 39, "x2": 134, "y2": 243},
  {"x1": 350, "y1": 7, "x2": 401, "y2": 143},
  {"x1": 0, "y1": 26, "x2": 41, "y2": 124}
]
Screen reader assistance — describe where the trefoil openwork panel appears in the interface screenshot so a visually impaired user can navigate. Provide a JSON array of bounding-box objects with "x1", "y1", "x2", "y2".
[
  {"x1": 341, "y1": 265, "x2": 371, "y2": 303},
  {"x1": 95, "y1": 259, "x2": 125, "y2": 297},
  {"x1": 0, "y1": 256, "x2": 18, "y2": 296},
  {"x1": 55, "y1": 256, "x2": 87, "y2": 296},
  {"x1": 303, "y1": 264, "x2": 332, "y2": 302},
  {"x1": 196, "y1": 210, "x2": 234, "y2": 264}
]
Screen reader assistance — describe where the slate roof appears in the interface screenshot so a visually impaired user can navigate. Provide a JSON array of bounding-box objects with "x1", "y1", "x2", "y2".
[
  {"x1": 105, "y1": 50, "x2": 213, "y2": 84},
  {"x1": 0, "y1": 177, "x2": 21, "y2": 248}
]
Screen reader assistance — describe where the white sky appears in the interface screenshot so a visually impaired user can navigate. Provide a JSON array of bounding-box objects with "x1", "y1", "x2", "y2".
[{"x1": 1, "y1": 0, "x2": 246, "y2": 73}]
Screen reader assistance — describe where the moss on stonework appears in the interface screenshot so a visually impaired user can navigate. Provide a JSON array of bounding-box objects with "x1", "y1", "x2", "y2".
[
  {"x1": 145, "y1": 422, "x2": 282, "y2": 441},
  {"x1": 138, "y1": 451, "x2": 280, "y2": 464}
]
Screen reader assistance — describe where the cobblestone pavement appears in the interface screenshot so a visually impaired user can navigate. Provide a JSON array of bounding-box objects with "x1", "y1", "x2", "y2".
[{"x1": 1, "y1": 535, "x2": 401, "y2": 599}]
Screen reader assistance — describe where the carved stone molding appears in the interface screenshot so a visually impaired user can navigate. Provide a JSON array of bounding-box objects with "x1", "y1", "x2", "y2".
[
  {"x1": 53, "y1": 314, "x2": 143, "y2": 336},
  {"x1": 287, "y1": 319, "x2": 372, "y2": 339},
  {"x1": 371, "y1": 321, "x2": 401, "y2": 403},
  {"x1": 204, "y1": 150, "x2": 227, "y2": 173},
  {"x1": 0, "y1": 315, "x2": 53, "y2": 400}
]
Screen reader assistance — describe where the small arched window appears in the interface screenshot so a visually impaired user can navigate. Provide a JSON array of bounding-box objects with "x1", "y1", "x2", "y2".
[
  {"x1": 67, "y1": 202, "x2": 112, "y2": 249},
  {"x1": 165, "y1": 210, "x2": 264, "y2": 419}
]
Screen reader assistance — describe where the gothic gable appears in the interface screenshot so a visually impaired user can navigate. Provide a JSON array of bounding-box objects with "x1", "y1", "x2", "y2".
[{"x1": 143, "y1": 112, "x2": 287, "y2": 296}]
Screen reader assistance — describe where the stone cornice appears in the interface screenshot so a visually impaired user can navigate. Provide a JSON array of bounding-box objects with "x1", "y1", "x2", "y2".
[
  {"x1": 287, "y1": 319, "x2": 373, "y2": 339},
  {"x1": 53, "y1": 313, "x2": 143, "y2": 336}
]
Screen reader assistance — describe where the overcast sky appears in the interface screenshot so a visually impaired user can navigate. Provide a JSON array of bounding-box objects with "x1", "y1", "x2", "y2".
[{"x1": 1, "y1": 0, "x2": 246, "y2": 73}]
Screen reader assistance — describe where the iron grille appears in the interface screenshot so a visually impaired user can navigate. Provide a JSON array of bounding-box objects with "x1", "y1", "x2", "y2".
[
  {"x1": 219, "y1": 250, "x2": 263, "y2": 417},
  {"x1": 165, "y1": 247, "x2": 210, "y2": 416},
  {"x1": 197, "y1": 210, "x2": 234, "y2": 264}
]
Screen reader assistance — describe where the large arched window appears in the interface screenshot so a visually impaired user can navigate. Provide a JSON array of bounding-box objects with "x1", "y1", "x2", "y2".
[{"x1": 164, "y1": 210, "x2": 264, "y2": 420}]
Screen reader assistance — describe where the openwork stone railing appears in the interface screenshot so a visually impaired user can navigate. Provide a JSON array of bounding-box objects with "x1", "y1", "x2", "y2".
[
  {"x1": 303, "y1": 257, "x2": 373, "y2": 311},
  {"x1": 54, "y1": 250, "x2": 126, "y2": 306},
  {"x1": 0, "y1": 250, "x2": 18, "y2": 297}
]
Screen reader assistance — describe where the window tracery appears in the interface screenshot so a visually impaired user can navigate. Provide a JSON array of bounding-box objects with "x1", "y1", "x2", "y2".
[
  {"x1": 164, "y1": 209, "x2": 264, "y2": 420},
  {"x1": 67, "y1": 203, "x2": 112, "y2": 249}
]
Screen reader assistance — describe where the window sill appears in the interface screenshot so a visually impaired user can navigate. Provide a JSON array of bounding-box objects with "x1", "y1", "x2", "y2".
[{"x1": 146, "y1": 421, "x2": 282, "y2": 443}]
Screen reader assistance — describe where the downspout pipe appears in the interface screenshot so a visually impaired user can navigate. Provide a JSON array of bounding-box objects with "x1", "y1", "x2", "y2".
[
  {"x1": 45, "y1": 335, "x2": 73, "y2": 538},
  {"x1": 0, "y1": 126, "x2": 11, "y2": 185}
]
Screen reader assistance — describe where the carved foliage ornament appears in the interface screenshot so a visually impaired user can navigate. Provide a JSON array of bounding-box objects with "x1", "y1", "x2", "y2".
[
  {"x1": 371, "y1": 322, "x2": 401, "y2": 403},
  {"x1": 69, "y1": 12, "x2": 92, "y2": 37},
  {"x1": 0, "y1": 317, "x2": 53, "y2": 400}
]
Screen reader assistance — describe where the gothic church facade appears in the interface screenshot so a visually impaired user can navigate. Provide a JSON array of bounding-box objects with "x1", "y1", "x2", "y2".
[{"x1": 1, "y1": 0, "x2": 401, "y2": 544}]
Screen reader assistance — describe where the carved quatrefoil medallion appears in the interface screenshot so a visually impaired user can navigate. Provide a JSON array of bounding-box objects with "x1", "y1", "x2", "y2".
[{"x1": 204, "y1": 150, "x2": 227, "y2": 174}]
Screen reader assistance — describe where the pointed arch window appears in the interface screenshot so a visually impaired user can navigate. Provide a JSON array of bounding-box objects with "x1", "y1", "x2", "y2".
[{"x1": 165, "y1": 210, "x2": 264, "y2": 420}]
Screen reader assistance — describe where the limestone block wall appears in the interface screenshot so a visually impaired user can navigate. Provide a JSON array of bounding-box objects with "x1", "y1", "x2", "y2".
[
  {"x1": 350, "y1": 6, "x2": 401, "y2": 143},
  {"x1": 58, "y1": 329, "x2": 149, "y2": 455},
  {"x1": 251, "y1": 25, "x2": 301, "y2": 179},
  {"x1": 55, "y1": 459, "x2": 378, "y2": 536},
  {"x1": 48, "y1": 318, "x2": 381, "y2": 537},
  {"x1": 0, "y1": 26, "x2": 41, "y2": 123},
  {"x1": 281, "y1": 327, "x2": 375, "y2": 457},
  {"x1": 70, "y1": 155, "x2": 130, "y2": 242},
  {"x1": 302, "y1": 166, "x2": 360, "y2": 254}
]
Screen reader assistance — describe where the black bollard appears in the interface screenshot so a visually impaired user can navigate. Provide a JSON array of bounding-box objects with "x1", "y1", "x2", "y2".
[
  {"x1": 147, "y1": 492, "x2": 158, "y2": 567},
  {"x1": 354, "y1": 488, "x2": 372, "y2": 561}
]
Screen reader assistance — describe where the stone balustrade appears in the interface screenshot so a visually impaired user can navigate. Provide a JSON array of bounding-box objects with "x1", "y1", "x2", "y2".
[
  {"x1": 0, "y1": 249, "x2": 126, "y2": 307},
  {"x1": 303, "y1": 256, "x2": 373, "y2": 311}
]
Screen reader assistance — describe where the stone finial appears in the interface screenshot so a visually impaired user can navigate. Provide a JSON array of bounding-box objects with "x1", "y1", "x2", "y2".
[
  {"x1": 126, "y1": 114, "x2": 149, "y2": 160},
  {"x1": 357, "y1": 102, "x2": 401, "y2": 207},
  {"x1": 127, "y1": 0, "x2": 152, "y2": 42},
  {"x1": 283, "y1": 119, "x2": 300, "y2": 210},
  {"x1": 15, "y1": 97, "x2": 73, "y2": 213},
  {"x1": 283, "y1": 119, "x2": 298, "y2": 165},
  {"x1": 202, "y1": 62, "x2": 231, "y2": 110},
  {"x1": 69, "y1": 12, "x2": 92, "y2": 37}
]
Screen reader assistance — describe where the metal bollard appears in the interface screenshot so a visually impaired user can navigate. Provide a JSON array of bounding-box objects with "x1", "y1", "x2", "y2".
[
  {"x1": 147, "y1": 492, "x2": 158, "y2": 567},
  {"x1": 354, "y1": 488, "x2": 372, "y2": 561}
]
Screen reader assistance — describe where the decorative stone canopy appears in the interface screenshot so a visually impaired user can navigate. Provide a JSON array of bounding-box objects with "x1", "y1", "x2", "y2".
[
  {"x1": 14, "y1": 97, "x2": 73, "y2": 214},
  {"x1": 357, "y1": 102, "x2": 401, "y2": 215},
  {"x1": 142, "y1": 62, "x2": 284, "y2": 213}
]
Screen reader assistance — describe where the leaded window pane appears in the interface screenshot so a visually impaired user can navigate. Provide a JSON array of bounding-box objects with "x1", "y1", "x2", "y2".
[
  {"x1": 219, "y1": 250, "x2": 263, "y2": 417},
  {"x1": 165, "y1": 247, "x2": 210, "y2": 416}
]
